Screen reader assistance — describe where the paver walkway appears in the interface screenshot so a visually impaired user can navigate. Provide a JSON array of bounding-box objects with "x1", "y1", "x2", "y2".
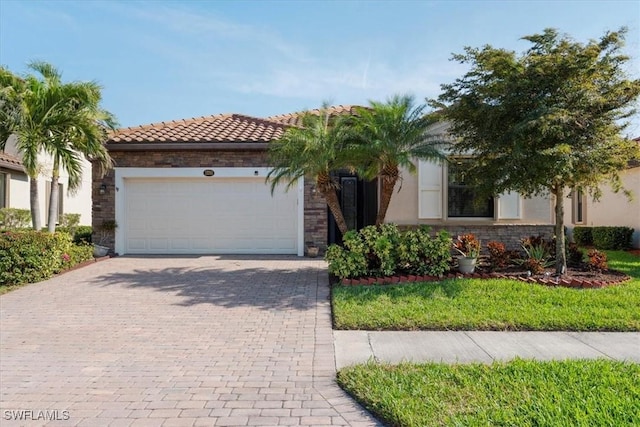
[{"x1": 0, "y1": 256, "x2": 380, "y2": 427}]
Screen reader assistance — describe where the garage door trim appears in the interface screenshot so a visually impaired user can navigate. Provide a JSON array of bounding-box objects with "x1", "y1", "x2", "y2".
[{"x1": 114, "y1": 167, "x2": 304, "y2": 256}]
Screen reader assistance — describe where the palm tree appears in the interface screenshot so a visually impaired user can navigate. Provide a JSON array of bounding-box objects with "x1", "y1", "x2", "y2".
[
  {"x1": 0, "y1": 62, "x2": 116, "y2": 231},
  {"x1": 1, "y1": 65, "x2": 48, "y2": 229},
  {"x1": 352, "y1": 95, "x2": 446, "y2": 225},
  {"x1": 268, "y1": 104, "x2": 356, "y2": 235}
]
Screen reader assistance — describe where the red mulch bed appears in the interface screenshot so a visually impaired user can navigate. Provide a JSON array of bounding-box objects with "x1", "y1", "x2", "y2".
[{"x1": 340, "y1": 261, "x2": 632, "y2": 289}]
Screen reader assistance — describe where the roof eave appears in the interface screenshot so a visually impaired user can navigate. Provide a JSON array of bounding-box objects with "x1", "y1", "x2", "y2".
[
  {"x1": 0, "y1": 160, "x2": 25, "y2": 172},
  {"x1": 106, "y1": 142, "x2": 271, "y2": 151}
]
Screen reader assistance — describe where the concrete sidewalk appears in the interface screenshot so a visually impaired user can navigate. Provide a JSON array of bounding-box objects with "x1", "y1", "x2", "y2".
[{"x1": 334, "y1": 331, "x2": 640, "y2": 369}]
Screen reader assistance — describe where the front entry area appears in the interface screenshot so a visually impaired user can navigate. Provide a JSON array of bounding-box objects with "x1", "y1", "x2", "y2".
[{"x1": 328, "y1": 171, "x2": 378, "y2": 245}]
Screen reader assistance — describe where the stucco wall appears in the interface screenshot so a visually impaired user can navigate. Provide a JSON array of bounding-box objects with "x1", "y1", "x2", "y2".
[
  {"x1": 385, "y1": 165, "x2": 553, "y2": 225},
  {"x1": 3, "y1": 136, "x2": 93, "y2": 225},
  {"x1": 564, "y1": 167, "x2": 640, "y2": 248}
]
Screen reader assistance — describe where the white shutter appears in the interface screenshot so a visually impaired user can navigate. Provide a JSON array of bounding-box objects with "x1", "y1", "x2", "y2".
[
  {"x1": 498, "y1": 191, "x2": 521, "y2": 219},
  {"x1": 418, "y1": 160, "x2": 443, "y2": 219}
]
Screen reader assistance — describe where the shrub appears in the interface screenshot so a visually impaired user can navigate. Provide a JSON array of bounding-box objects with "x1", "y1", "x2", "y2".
[
  {"x1": 487, "y1": 241, "x2": 509, "y2": 270},
  {"x1": 325, "y1": 231, "x2": 369, "y2": 279},
  {"x1": 572, "y1": 227, "x2": 593, "y2": 246},
  {"x1": 0, "y1": 208, "x2": 31, "y2": 229},
  {"x1": 72, "y1": 226, "x2": 92, "y2": 244},
  {"x1": 591, "y1": 226, "x2": 634, "y2": 250},
  {"x1": 587, "y1": 249, "x2": 608, "y2": 271},
  {"x1": 326, "y1": 225, "x2": 452, "y2": 279},
  {"x1": 359, "y1": 224, "x2": 401, "y2": 277},
  {"x1": 397, "y1": 227, "x2": 451, "y2": 276},
  {"x1": 453, "y1": 233, "x2": 481, "y2": 258},
  {"x1": 0, "y1": 231, "x2": 72, "y2": 286},
  {"x1": 517, "y1": 236, "x2": 554, "y2": 274},
  {"x1": 566, "y1": 242, "x2": 584, "y2": 267},
  {"x1": 61, "y1": 243, "x2": 94, "y2": 270}
]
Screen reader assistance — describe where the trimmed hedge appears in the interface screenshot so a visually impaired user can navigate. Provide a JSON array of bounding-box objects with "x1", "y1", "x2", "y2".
[
  {"x1": 592, "y1": 226, "x2": 634, "y2": 250},
  {"x1": 572, "y1": 227, "x2": 593, "y2": 246},
  {"x1": 0, "y1": 231, "x2": 93, "y2": 286},
  {"x1": 572, "y1": 226, "x2": 633, "y2": 250}
]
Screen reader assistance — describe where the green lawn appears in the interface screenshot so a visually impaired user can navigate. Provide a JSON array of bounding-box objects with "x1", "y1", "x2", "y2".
[
  {"x1": 332, "y1": 251, "x2": 640, "y2": 331},
  {"x1": 338, "y1": 359, "x2": 640, "y2": 427}
]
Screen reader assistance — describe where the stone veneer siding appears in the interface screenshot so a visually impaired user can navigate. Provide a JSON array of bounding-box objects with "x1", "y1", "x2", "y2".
[
  {"x1": 92, "y1": 149, "x2": 326, "y2": 254},
  {"x1": 400, "y1": 224, "x2": 556, "y2": 252}
]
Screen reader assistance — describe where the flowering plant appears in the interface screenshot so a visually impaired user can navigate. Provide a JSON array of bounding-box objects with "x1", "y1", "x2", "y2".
[{"x1": 453, "y1": 233, "x2": 481, "y2": 258}]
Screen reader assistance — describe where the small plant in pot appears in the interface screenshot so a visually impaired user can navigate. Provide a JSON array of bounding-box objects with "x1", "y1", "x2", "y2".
[
  {"x1": 94, "y1": 220, "x2": 117, "y2": 257},
  {"x1": 453, "y1": 233, "x2": 481, "y2": 274}
]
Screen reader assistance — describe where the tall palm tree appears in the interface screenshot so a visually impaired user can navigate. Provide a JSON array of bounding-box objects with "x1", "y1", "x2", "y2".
[
  {"x1": 1, "y1": 65, "x2": 49, "y2": 229},
  {"x1": 352, "y1": 95, "x2": 446, "y2": 225},
  {"x1": 268, "y1": 104, "x2": 356, "y2": 235},
  {"x1": 0, "y1": 62, "x2": 116, "y2": 231}
]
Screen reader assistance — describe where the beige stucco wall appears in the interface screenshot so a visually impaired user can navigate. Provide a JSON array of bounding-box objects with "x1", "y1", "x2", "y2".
[
  {"x1": 564, "y1": 167, "x2": 640, "y2": 248},
  {"x1": 385, "y1": 164, "x2": 553, "y2": 225},
  {"x1": 4, "y1": 136, "x2": 92, "y2": 225}
]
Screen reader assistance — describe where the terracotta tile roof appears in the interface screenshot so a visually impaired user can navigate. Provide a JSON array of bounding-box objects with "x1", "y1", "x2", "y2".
[
  {"x1": 0, "y1": 151, "x2": 24, "y2": 172},
  {"x1": 108, "y1": 114, "x2": 289, "y2": 144},
  {"x1": 267, "y1": 105, "x2": 366, "y2": 126}
]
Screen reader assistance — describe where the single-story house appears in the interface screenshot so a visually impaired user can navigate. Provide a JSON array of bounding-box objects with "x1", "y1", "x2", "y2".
[
  {"x1": 1, "y1": 135, "x2": 93, "y2": 226},
  {"x1": 564, "y1": 137, "x2": 640, "y2": 248},
  {"x1": 95, "y1": 107, "x2": 559, "y2": 256}
]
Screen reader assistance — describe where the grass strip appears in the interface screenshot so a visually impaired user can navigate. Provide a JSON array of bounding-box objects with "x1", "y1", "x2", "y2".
[
  {"x1": 332, "y1": 251, "x2": 640, "y2": 331},
  {"x1": 338, "y1": 359, "x2": 640, "y2": 427}
]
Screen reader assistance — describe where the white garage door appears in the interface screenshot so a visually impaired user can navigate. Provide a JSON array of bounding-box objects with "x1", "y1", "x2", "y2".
[{"x1": 123, "y1": 178, "x2": 298, "y2": 254}]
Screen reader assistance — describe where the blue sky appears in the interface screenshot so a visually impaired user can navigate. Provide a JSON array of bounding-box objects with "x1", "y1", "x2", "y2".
[{"x1": 1, "y1": 0, "x2": 639, "y2": 134}]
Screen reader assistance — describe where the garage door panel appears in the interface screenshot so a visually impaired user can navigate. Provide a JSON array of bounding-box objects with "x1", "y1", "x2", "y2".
[{"x1": 123, "y1": 177, "x2": 297, "y2": 254}]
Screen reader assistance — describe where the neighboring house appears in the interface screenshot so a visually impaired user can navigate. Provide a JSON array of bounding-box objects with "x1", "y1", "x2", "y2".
[
  {"x1": 94, "y1": 109, "x2": 556, "y2": 256},
  {"x1": 1, "y1": 135, "x2": 93, "y2": 226},
  {"x1": 0, "y1": 151, "x2": 27, "y2": 211},
  {"x1": 563, "y1": 137, "x2": 640, "y2": 248}
]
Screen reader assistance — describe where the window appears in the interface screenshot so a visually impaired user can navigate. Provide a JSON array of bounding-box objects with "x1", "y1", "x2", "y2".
[
  {"x1": 572, "y1": 189, "x2": 585, "y2": 224},
  {"x1": 447, "y1": 159, "x2": 494, "y2": 218},
  {"x1": 0, "y1": 172, "x2": 7, "y2": 208},
  {"x1": 45, "y1": 182, "x2": 64, "y2": 224}
]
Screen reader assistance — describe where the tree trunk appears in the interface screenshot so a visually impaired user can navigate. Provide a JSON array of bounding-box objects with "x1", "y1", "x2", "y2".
[
  {"x1": 47, "y1": 158, "x2": 60, "y2": 233},
  {"x1": 375, "y1": 165, "x2": 399, "y2": 226},
  {"x1": 322, "y1": 187, "x2": 349, "y2": 236},
  {"x1": 29, "y1": 177, "x2": 41, "y2": 230},
  {"x1": 554, "y1": 183, "x2": 567, "y2": 275}
]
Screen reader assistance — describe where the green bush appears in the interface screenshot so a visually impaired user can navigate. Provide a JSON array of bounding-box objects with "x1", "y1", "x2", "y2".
[
  {"x1": 592, "y1": 226, "x2": 634, "y2": 250},
  {"x1": 572, "y1": 227, "x2": 593, "y2": 246},
  {"x1": 326, "y1": 224, "x2": 452, "y2": 279},
  {"x1": 0, "y1": 231, "x2": 72, "y2": 286},
  {"x1": 72, "y1": 225, "x2": 92, "y2": 244},
  {"x1": 56, "y1": 225, "x2": 93, "y2": 244},
  {"x1": 397, "y1": 226, "x2": 451, "y2": 276},
  {"x1": 61, "y1": 243, "x2": 94, "y2": 269},
  {"x1": 0, "y1": 208, "x2": 31, "y2": 229},
  {"x1": 0, "y1": 231, "x2": 94, "y2": 286}
]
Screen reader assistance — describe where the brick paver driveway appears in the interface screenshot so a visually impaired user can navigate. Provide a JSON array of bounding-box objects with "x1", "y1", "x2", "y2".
[{"x1": 1, "y1": 256, "x2": 379, "y2": 426}]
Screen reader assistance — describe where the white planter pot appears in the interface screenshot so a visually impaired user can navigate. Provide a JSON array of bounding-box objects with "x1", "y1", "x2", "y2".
[
  {"x1": 458, "y1": 256, "x2": 477, "y2": 274},
  {"x1": 93, "y1": 244, "x2": 109, "y2": 257}
]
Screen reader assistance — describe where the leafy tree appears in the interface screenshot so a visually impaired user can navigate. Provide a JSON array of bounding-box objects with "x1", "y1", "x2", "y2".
[
  {"x1": 268, "y1": 104, "x2": 356, "y2": 235},
  {"x1": 0, "y1": 62, "x2": 116, "y2": 231},
  {"x1": 352, "y1": 95, "x2": 446, "y2": 225},
  {"x1": 431, "y1": 28, "x2": 640, "y2": 274}
]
